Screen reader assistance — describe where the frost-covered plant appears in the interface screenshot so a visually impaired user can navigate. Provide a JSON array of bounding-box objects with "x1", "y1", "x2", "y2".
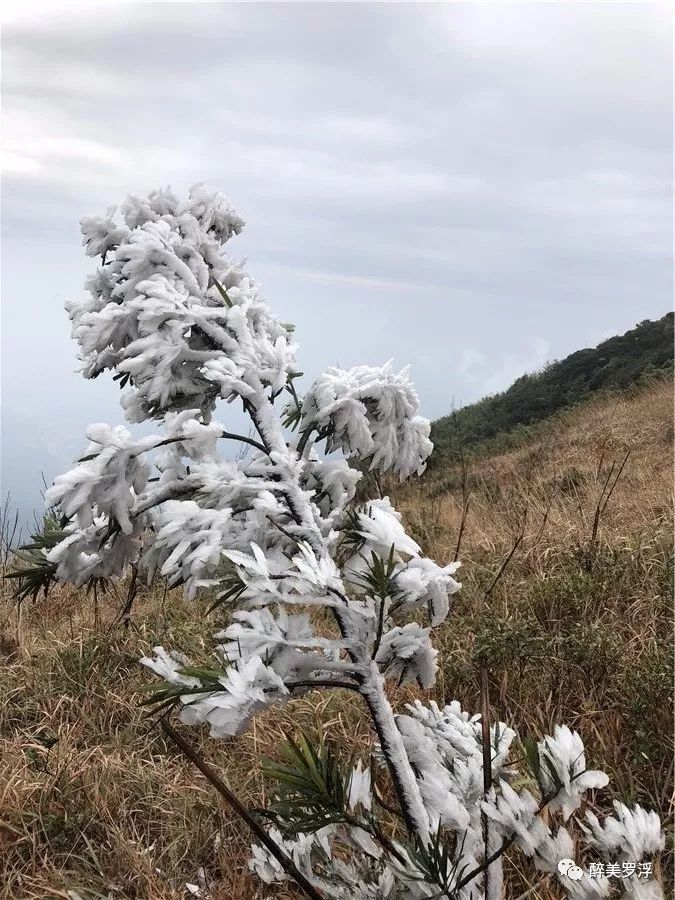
[{"x1": 42, "y1": 186, "x2": 664, "y2": 899}]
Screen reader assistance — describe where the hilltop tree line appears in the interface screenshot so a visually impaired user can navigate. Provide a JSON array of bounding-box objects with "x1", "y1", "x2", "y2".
[{"x1": 430, "y1": 313, "x2": 673, "y2": 462}]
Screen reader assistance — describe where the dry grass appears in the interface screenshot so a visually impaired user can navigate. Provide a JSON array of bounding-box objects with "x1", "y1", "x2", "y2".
[
  {"x1": 1, "y1": 380, "x2": 672, "y2": 899},
  {"x1": 0, "y1": 585, "x2": 377, "y2": 899}
]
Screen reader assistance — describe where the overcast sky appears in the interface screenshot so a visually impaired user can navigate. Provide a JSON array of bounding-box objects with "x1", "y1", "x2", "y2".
[{"x1": 1, "y1": 1, "x2": 672, "y2": 521}]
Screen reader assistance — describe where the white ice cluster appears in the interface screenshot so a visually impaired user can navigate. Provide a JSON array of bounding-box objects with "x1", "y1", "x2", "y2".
[
  {"x1": 301, "y1": 363, "x2": 433, "y2": 479},
  {"x1": 538, "y1": 725, "x2": 609, "y2": 820},
  {"x1": 249, "y1": 702, "x2": 664, "y2": 900},
  {"x1": 374, "y1": 624, "x2": 438, "y2": 689},
  {"x1": 141, "y1": 646, "x2": 289, "y2": 738}
]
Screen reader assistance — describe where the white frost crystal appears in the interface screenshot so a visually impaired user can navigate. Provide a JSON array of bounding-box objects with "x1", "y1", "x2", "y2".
[
  {"x1": 581, "y1": 801, "x2": 665, "y2": 861},
  {"x1": 374, "y1": 623, "x2": 438, "y2": 689},
  {"x1": 538, "y1": 725, "x2": 609, "y2": 820},
  {"x1": 141, "y1": 648, "x2": 289, "y2": 737},
  {"x1": 394, "y1": 556, "x2": 462, "y2": 625},
  {"x1": 301, "y1": 363, "x2": 433, "y2": 478},
  {"x1": 348, "y1": 760, "x2": 373, "y2": 813}
]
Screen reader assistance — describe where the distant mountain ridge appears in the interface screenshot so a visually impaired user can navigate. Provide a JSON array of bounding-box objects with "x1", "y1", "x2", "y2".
[{"x1": 430, "y1": 313, "x2": 673, "y2": 462}]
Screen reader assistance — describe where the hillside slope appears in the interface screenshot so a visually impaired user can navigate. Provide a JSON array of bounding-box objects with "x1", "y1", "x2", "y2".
[
  {"x1": 431, "y1": 312, "x2": 673, "y2": 460},
  {"x1": 395, "y1": 379, "x2": 673, "y2": 875}
]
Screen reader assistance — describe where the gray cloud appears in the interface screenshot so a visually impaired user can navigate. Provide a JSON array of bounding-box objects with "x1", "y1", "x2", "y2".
[{"x1": 1, "y1": 1, "x2": 672, "y2": 520}]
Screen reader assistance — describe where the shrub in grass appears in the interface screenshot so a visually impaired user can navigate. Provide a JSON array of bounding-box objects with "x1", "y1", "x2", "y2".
[{"x1": 23, "y1": 186, "x2": 665, "y2": 899}]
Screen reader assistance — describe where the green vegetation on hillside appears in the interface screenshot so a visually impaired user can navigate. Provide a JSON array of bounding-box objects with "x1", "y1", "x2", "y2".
[{"x1": 431, "y1": 313, "x2": 673, "y2": 463}]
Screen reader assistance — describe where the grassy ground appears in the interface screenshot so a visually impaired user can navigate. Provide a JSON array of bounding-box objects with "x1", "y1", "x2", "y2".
[{"x1": 1, "y1": 380, "x2": 672, "y2": 899}]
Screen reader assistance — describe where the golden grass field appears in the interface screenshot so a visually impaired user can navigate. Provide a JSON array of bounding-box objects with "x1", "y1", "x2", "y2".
[{"x1": 1, "y1": 380, "x2": 672, "y2": 899}]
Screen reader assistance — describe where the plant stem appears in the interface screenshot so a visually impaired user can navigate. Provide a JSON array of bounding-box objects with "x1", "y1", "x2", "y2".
[
  {"x1": 119, "y1": 564, "x2": 138, "y2": 628},
  {"x1": 254, "y1": 387, "x2": 432, "y2": 846},
  {"x1": 160, "y1": 719, "x2": 325, "y2": 900},
  {"x1": 360, "y1": 662, "x2": 431, "y2": 844}
]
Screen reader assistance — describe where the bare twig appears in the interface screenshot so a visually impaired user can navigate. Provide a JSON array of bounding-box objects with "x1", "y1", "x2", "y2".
[
  {"x1": 483, "y1": 516, "x2": 526, "y2": 602},
  {"x1": 242, "y1": 398, "x2": 272, "y2": 455},
  {"x1": 208, "y1": 274, "x2": 233, "y2": 308},
  {"x1": 453, "y1": 495, "x2": 470, "y2": 563},
  {"x1": 79, "y1": 429, "x2": 269, "y2": 462},
  {"x1": 589, "y1": 449, "x2": 631, "y2": 549},
  {"x1": 453, "y1": 445, "x2": 471, "y2": 562},
  {"x1": 373, "y1": 472, "x2": 384, "y2": 500},
  {"x1": 286, "y1": 376, "x2": 302, "y2": 415},
  {"x1": 160, "y1": 720, "x2": 325, "y2": 900},
  {"x1": 266, "y1": 514, "x2": 301, "y2": 545},
  {"x1": 0, "y1": 494, "x2": 21, "y2": 572},
  {"x1": 285, "y1": 679, "x2": 362, "y2": 693},
  {"x1": 531, "y1": 491, "x2": 555, "y2": 549},
  {"x1": 117, "y1": 565, "x2": 138, "y2": 629}
]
